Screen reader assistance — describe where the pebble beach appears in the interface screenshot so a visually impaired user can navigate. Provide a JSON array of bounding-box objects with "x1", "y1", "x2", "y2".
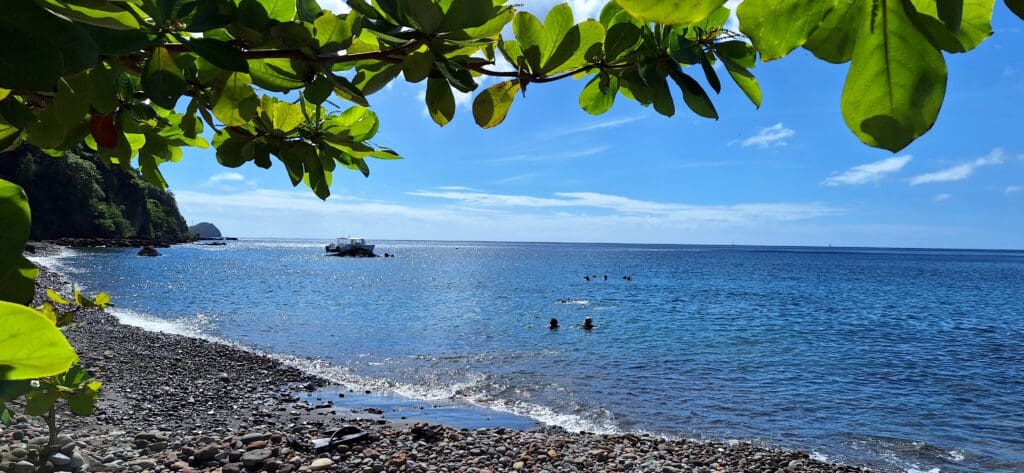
[{"x1": 0, "y1": 246, "x2": 870, "y2": 473}]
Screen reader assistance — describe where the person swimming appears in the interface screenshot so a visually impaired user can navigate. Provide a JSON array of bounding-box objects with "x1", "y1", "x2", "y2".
[
  {"x1": 549, "y1": 318, "x2": 559, "y2": 330},
  {"x1": 582, "y1": 317, "x2": 594, "y2": 330}
]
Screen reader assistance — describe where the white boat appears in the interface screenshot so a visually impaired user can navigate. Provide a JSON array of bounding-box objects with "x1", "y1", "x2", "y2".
[{"x1": 325, "y1": 237, "x2": 375, "y2": 255}]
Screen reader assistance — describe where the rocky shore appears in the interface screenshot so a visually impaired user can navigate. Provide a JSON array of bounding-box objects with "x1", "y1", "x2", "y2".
[{"x1": 1, "y1": 248, "x2": 871, "y2": 473}]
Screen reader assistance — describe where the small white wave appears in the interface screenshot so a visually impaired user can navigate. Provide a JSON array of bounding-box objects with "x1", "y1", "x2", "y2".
[
  {"x1": 905, "y1": 468, "x2": 940, "y2": 473},
  {"x1": 26, "y1": 246, "x2": 75, "y2": 272},
  {"x1": 556, "y1": 299, "x2": 590, "y2": 305},
  {"x1": 946, "y1": 450, "x2": 965, "y2": 462},
  {"x1": 110, "y1": 308, "x2": 207, "y2": 338},
  {"x1": 810, "y1": 451, "x2": 829, "y2": 462},
  {"x1": 109, "y1": 306, "x2": 623, "y2": 436},
  {"x1": 474, "y1": 397, "x2": 620, "y2": 435}
]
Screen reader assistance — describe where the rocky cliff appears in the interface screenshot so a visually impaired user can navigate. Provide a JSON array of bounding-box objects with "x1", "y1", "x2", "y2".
[{"x1": 0, "y1": 146, "x2": 192, "y2": 242}]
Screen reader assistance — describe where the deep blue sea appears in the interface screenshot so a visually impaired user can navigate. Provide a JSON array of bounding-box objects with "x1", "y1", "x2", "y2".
[{"x1": 41, "y1": 240, "x2": 1024, "y2": 473}]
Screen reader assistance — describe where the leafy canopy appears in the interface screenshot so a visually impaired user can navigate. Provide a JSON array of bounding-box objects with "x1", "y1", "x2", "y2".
[{"x1": 0, "y1": 0, "x2": 1013, "y2": 202}]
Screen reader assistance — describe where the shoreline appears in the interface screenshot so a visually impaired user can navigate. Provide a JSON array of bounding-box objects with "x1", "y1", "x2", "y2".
[{"x1": 0, "y1": 245, "x2": 870, "y2": 473}]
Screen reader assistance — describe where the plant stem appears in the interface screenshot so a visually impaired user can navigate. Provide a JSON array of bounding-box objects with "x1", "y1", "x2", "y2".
[{"x1": 36, "y1": 405, "x2": 59, "y2": 471}]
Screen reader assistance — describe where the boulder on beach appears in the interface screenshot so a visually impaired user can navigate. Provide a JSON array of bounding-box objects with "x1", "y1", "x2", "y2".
[
  {"x1": 189, "y1": 222, "x2": 222, "y2": 239},
  {"x1": 137, "y1": 246, "x2": 161, "y2": 257}
]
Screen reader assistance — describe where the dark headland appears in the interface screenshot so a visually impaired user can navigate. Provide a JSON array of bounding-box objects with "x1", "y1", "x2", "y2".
[{"x1": 0, "y1": 244, "x2": 870, "y2": 473}]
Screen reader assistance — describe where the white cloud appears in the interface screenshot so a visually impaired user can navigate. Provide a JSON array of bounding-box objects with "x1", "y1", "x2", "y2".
[
  {"x1": 205, "y1": 172, "x2": 246, "y2": 185},
  {"x1": 317, "y1": 0, "x2": 351, "y2": 13},
  {"x1": 739, "y1": 123, "x2": 795, "y2": 148},
  {"x1": 932, "y1": 193, "x2": 952, "y2": 202},
  {"x1": 543, "y1": 116, "x2": 645, "y2": 138},
  {"x1": 485, "y1": 146, "x2": 608, "y2": 164},
  {"x1": 908, "y1": 148, "x2": 1006, "y2": 185},
  {"x1": 173, "y1": 188, "x2": 842, "y2": 242},
  {"x1": 436, "y1": 186, "x2": 478, "y2": 191},
  {"x1": 1006, "y1": 185, "x2": 1023, "y2": 195},
  {"x1": 822, "y1": 155, "x2": 912, "y2": 186},
  {"x1": 407, "y1": 189, "x2": 842, "y2": 223}
]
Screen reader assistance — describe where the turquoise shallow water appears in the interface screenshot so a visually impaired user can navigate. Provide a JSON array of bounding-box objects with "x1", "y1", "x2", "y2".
[{"x1": 48, "y1": 240, "x2": 1024, "y2": 473}]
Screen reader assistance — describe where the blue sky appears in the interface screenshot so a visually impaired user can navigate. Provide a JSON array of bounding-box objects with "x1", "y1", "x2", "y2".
[{"x1": 165, "y1": 1, "x2": 1024, "y2": 249}]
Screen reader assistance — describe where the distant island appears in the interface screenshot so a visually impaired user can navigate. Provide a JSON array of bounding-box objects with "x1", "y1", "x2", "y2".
[
  {"x1": 0, "y1": 146, "x2": 192, "y2": 243},
  {"x1": 189, "y1": 222, "x2": 222, "y2": 239}
]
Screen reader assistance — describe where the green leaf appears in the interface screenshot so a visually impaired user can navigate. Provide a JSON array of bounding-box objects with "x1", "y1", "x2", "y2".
[
  {"x1": 737, "y1": 0, "x2": 837, "y2": 61},
  {"x1": 305, "y1": 75, "x2": 333, "y2": 104},
  {"x1": 402, "y1": 51, "x2": 434, "y2": 83},
  {"x1": 616, "y1": 0, "x2": 726, "y2": 26},
  {"x1": 258, "y1": 0, "x2": 296, "y2": 21},
  {"x1": 802, "y1": 0, "x2": 865, "y2": 63},
  {"x1": 296, "y1": 0, "x2": 322, "y2": 21},
  {"x1": 512, "y1": 11, "x2": 546, "y2": 72},
  {"x1": 718, "y1": 56, "x2": 762, "y2": 108},
  {"x1": 452, "y1": 4, "x2": 514, "y2": 39},
  {"x1": 545, "y1": 20, "x2": 606, "y2": 74},
  {"x1": 265, "y1": 99, "x2": 305, "y2": 133},
  {"x1": 213, "y1": 130, "x2": 255, "y2": 167},
  {"x1": 47, "y1": 289, "x2": 70, "y2": 305},
  {"x1": 213, "y1": 73, "x2": 259, "y2": 126},
  {"x1": 425, "y1": 77, "x2": 455, "y2": 126},
  {"x1": 327, "y1": 73, "x2": 369, "y2": 106},
  {"x1": 0, "y1": 379, "x2": 31, "y2": 402},
  {"x1": 314, "y1": 11, "x2": 354, "y2": 53},
  {"x1": 402, "y1": 0, "x2": 443, "y2": 33},
  {"x1": 337, "y1": 106, "x2": 379, "y2": 141},
  {"x1": 143, "y1": 47, "x2": 187, "y2": 110},
  {"x1": 908, "y1": 0, "x2": 994, "y2": 52},
  {"x1": 439, "y1": 0, "x2": 499, "y2": 32},
  {"x1": 86, "y1": 65, "x2": 119, "y2": 115},
  {"x1": 472, "y1": 80, "x2": 519, "y2": 129},
  {"x1": 669, "y1": 68, "x2": 718, "y2": 119},
  {"x1": 0, "y1": 301, "x2": 79, "y2": 380},
  {"x1": 188, "y1": 0, "x2": 236, "y2": 31},
  {"x1": 0, "y1": 179, "x2": 30, "y2": 275},
  {"x1": 652, "y1": 79, "x2": 675, "y2": 117},
  {"x1": 353, "y1": 61, "x2": 402, "y2": 95},
  {"x1": 669, "y1": 35, "x2": 701, "y2": 64},
  {"x1": 35, "y1": 0, "x2": 141, "y2": 30},
  {"x1": 187, "y1": 38, "x2": 249, "y2": 72},
  {"x1": 0, "y1": 0, "x2": 98, "y2": 91},
  {"x1": 579, "y1": 73, "x2": 618, "y2": 115},
  {"x1": 93, "y1": 292, "x2": 111, "y2": 308},
  {"x1": 1008, "y1": 0, "x2": 1024, "y2": 19},
  {"x1": 0, "y1": 402, "x2": 13, "y2": 425},
  {"x1": 604, "y1": 22, "x2": 641, "y2": 61},
  {"x1": 437, "y1": 62, "x2": 477, "y2": 93},
  {"x1": 543, "y1": 3, "x2": 575, "y2": 54},
  {"x1": 68, "y1": 381, "x2": 101, "y2": 416},
  {"x1": 0, "y1": 257, "x2": 38, "y2": 305},
  {"x1": 24, "y1": 389, "x2": 58, "y2": 416},
  {"x1": 715, "y1": 40, "x2": 756, "y2": 68},
  {"x1": 700, "y1": 55, "x2": 721, "y2": 94},
  {"x1": 841, "y1": 0, "x2": 947, "y2": 152},
  {"x1": 26, "y1": 76, "x2": 91, "y2": 150},
  {"x1": 249, "y1": 58, "x2": 308, "y2": 92},
  {"x1": 0, "y1": 97, "x2": 36, "y2": 129}
]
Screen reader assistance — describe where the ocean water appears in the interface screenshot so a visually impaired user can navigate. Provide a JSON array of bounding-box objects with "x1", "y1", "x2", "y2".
[{"x1": 45, "y1": 240, "x2": 1024, "y2": 472}]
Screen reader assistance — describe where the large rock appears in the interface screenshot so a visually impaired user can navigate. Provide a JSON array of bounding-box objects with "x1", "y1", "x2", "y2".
[
  {"x1": 137, "y1": 245, "x2": 161, "y2": 257},
  {"x1": 240, "y1": 449, "x2": 271, "y2": 467},
  {"x1": 189, "y1": 222, "x2": 222, "y2": 239}
]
